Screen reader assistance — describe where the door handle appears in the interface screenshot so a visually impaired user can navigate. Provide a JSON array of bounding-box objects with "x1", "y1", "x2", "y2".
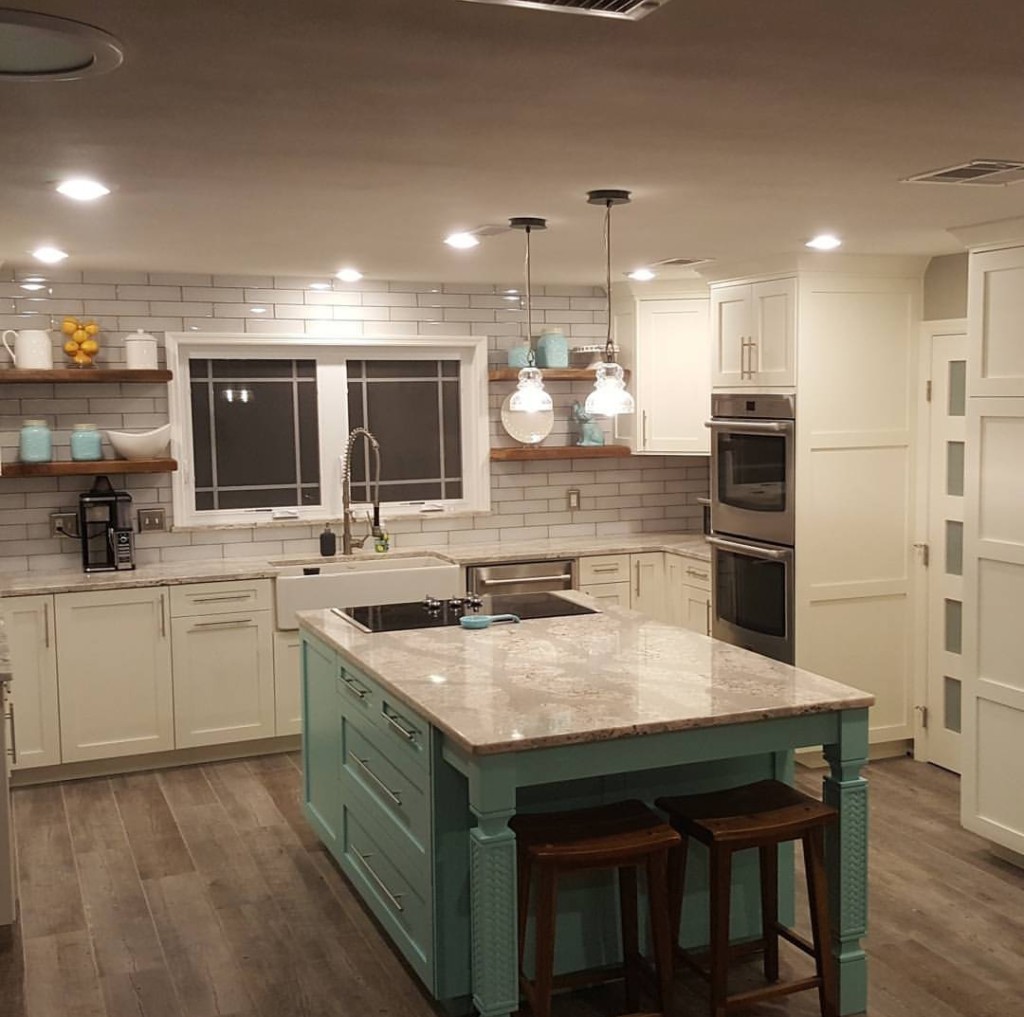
[
  {"x1": 634, "y1": 560, "x2": 641, "y2": 599},
  {"x1": 5, "y1": 702, "x2": 17, "y2": 765},
  {"x1": 642, "y1": 410, "x2": 648, "y2": 447},
  {"x1": 159, "y1": 593, "x2": 167, "y2": 638},
  {"x1": 42, "y1": 600, "x2": 50, "y2": 648}
]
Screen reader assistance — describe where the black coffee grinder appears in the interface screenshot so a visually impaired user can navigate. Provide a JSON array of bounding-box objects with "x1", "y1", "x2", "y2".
[{"x1": 79, "y1": 477, "x2": 135, "y2": 573}]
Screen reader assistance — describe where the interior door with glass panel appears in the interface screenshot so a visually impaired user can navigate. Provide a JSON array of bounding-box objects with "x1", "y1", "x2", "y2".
[{"x1": 925, "y1": 332, "x2": 967, "y2": 773}]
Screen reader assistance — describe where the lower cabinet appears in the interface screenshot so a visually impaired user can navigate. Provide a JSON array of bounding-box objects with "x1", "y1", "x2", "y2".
[
  {"x1": 578, "y1": 552, "x2": 672, "y2": 623},
  {"x1": 665, "y1": 556, "x2": 712, "y2": 635},
  {"x1": 273, "y1": 630, "x2": 302, "y2": 736},
  {"x1": 55, "y1": 587, "x2": 174, "y2": 763}
]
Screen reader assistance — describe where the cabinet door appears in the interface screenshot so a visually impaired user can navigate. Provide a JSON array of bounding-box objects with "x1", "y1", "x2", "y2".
[
  {"x1": 172, "y1": 611, "x2": 275, "y2": 748},
  {"x1": 5, "y1": 595, "x2": 60, "y2": 769},
  {"x1": 664, "y1": 557, "x2": 711, "y2": 633},
  {"x1": 302, "y1": 637, "x2": 341, "y2": 849},
  {"x1": 967, "y1": 247, "x2": 1024, "y2": 397},
  {"x1": 579, "y1": 582, "x2": 632, "y2": 609},
  {"x1": 274, "y1": 630, "x2": 302, "y2": 736},
  {"x1": 637, "y1": 299, "x2": 711, "y2": 454},
  {"x1": 55, "y1": 587, "x2": 173, "y2": 763},
  {"x1": 711, "y1": 284, "x2": 752, "y2": 387},
  {"x1": 678, "y1": 584, "x2": 711, "y2": 635},
  {"x1": 631, "y1": 553, "x2": 667, "y2": 621},
  {"x1": 751, "y1": 278, "x2": 796, "y2": 386}
]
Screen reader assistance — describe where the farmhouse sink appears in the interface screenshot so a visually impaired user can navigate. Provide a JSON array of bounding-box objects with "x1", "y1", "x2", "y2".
[{"x1": 275, "y1": 554, "x2": 462, "y2": 629}]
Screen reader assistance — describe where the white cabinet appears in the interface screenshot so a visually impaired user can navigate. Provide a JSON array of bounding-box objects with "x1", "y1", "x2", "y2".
[
  {"x1": 631, "y1": 553, "x2": 667, "y2": 619},
  {"x1": 274, "y1": 630, "x2": 302, "y2": 736},
  {"x1": 967, "y1": 247, "x2": 1024, "y2": 397},
  {"x1": 170, "y1": 580, "x2": 276, "y2": 748},
  {"x1": 578, "y1": 583, "x2": 632, "y2": 609},
  {"x1": 55, "y1": 587, "x2": 173, "y2": 763},
  {"x1": 4, "y1": 594, "x2": 60, "y2": 770},
  {"x1": 578, "y1": 553, "x2": 668, "y2": 621},
  {"x1": 711, "y1": 278, "x2": 796, "y2": 388},
  {"x1": 665, "y1": 556, "x2": 711, "y2": 635}
]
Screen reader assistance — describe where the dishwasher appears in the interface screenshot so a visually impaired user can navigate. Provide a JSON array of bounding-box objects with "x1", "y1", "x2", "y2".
[{"x1": 466, "y1": 559, "x2": 576, "y2": 596}]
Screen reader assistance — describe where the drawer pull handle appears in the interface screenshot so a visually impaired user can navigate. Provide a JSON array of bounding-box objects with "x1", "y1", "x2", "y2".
[
  {"x1": 192, "y1": 593, "x2": 252, "y2": 603},
  {"x1": 590, "y1": 565, "x2": 620, "y2": 574},
  {"x1": 354, "y1": 848, "x2": 405, "y2": 912},
  {"x1": 191, "y1": 618, "x2": 253, "y2": 630},
  {"x1": 384, "y1": 710, "x2": 417, "y2": 742},
  {"x1": 351, "y1": 755, "x2": 403, "y2": 807},
  {"x1": 685, "y1": 568, "x2": 709, "y2": 581},
  {"x1": 341, "y1": 675, "x2": 370, "y2": 700}
]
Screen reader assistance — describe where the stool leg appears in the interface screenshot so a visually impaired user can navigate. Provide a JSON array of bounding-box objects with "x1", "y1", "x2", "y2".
[
  {"x1": 618, "y1": 865, "x2": 640, "y2": 1011},
  {"x1": 803, "y1": 828, "x2": 838, "y2": 1017},
  {"x1": 647, "y1": 849, "x2": 675, "y2": 1014},
  {"x1": 668, "y1": 836, "x2": 689, "y2": 956},
  {"x1": 708, "y1": 845, "x2": 732, "y2": 1017},
  {"x1": 759, "y1": 842, "x2": 780, "y2": 982},
  {"x1": 532, "y1": 862, "x2": 558, "y2": 1017},
  {"x1": 517, "y1": 849, "x2": 531, "y2": 981}
]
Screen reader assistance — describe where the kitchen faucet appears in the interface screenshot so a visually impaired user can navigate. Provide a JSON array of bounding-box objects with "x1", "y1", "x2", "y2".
[{"x1": 341, "y1": 427, "x2": 383, "y2": 555}]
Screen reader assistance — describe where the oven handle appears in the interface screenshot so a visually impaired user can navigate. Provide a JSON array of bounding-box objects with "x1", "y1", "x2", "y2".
[
  {"x1": 704, "y1": 418, "x2": 794, "y2": 434},
  {"x1": 707, "y1": 535, "x2": 793, "y2": 562}
]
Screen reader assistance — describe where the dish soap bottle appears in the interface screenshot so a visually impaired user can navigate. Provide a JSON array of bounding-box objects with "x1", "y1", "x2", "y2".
[{"x1": 319, "y1": 525, "x2": 337, "y2": 557}]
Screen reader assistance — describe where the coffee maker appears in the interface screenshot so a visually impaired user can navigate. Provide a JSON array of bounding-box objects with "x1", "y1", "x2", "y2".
[{"x1": 78, "y1": 477, "x2": 135, "y2": 573}]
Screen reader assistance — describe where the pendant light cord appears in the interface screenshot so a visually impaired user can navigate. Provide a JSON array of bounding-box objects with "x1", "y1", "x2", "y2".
[
  {"x1": 604, "y1": 200, "x2": 615, "y2": 362},
  {"x1": 524, "y1": 226, "x2": 535, "y2": 366}
]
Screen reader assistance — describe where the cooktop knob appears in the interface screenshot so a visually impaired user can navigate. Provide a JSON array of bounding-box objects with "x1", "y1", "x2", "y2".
[
  {"x1": 423, "y1": 596, "x2": 442, "y2": 611},
  {"x1": 466, "y1": 593, "x2": 483, "y2": 609},
  {"x1": 447, "y1": 596, "x2": 467, "y2": 611}
]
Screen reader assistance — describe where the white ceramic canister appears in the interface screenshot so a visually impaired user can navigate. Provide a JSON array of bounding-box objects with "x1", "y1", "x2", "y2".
[
  {"x1": 2, "y1": 329, "x2": 54, "y2": 370},
  {"x1": 125, "y1": 329, "x2": 159, "y2": 370}
]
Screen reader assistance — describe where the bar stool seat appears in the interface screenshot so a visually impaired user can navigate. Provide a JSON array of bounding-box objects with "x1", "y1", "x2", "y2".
[
  {"x1": 511, "y1": 800, "x2": 681, "y2": 1017},
  {"x1": 656, "y1": 780, "x2": 838, "y2": 1017}
]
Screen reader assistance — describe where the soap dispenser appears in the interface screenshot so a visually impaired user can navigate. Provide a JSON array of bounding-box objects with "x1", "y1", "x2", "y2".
[{"x1": 319, "y1": 525, "x2": 337, "y2": 557}]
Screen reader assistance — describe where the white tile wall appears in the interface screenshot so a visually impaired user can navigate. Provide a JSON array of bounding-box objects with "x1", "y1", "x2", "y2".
[{"x1": 0, "y1": 269, "x2": 708, "y2": 573}]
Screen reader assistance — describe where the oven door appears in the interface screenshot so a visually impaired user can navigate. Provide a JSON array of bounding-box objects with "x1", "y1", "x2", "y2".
[
  {"x1": 708, "y1": 418, "x2": 795, "y2": 546},
  {"x1": 709, "y1": 535, "x2": 794, "y2": 664}
]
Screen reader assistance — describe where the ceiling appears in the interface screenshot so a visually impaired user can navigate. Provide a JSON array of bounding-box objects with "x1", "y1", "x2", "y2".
[{"x1": 2, "y1": 0, "x2": 1023, "y2": 283}]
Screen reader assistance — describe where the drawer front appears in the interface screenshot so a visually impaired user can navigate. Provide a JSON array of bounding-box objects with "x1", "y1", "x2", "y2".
[
  {"x1": 341, "y1": 806, "x2": 432, "y2": 984},
  {"x1": 578, "y1": 555, "x2": 630, "y2": 585},
  {"x1": 341, "y1": 715, "x2": 430, "y2": 863},
  {"x1": 170, "y1": 579, "x2": 272, "y2": 617},
  {"x1": 578, "y1": 581, "x2": 631, "y2": 610},
  {"x1": 676, "y1": 559, "x2": 711, "y2": 590}
]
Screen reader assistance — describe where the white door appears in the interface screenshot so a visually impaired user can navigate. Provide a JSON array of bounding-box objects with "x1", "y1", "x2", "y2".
[
  {"x1": 274, "y1": 630, "x2": 302, "y2": 736},
  {"x1": 967, "y1": 247, "x2": 1024, "y2": 398},
  {"x1": 4, "y1": 594, "x2": 60, "y2": 769},
  {"x1": 636, "y1": 299, "x2": 710, "y2": 454},
  {"x1": 631, "y1": 553, "x2": 667, "y2": 620},
  {"x1": 750, "y1": 277, "x2": 797, "y2": 386},
  {"x1": 56, "y1": 587, "x2": 173, "y2": 762},
  {"x1": 0, "y1": 677, "x2": 14, "y2": 927},
  {"x1": 173, "y1": 611, "x2": 276, "y2": 747},
  {"x1": 711, "y1": 284, "x2": 752, "y2": 387},
  {"x1": 923, "y1": 332, "x2": 968, "y2": 772}
]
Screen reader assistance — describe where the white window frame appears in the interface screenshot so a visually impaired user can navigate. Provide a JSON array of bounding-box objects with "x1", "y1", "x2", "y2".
[{"x1": 166, "y1": 331, "x2": 490, "y2": 528}]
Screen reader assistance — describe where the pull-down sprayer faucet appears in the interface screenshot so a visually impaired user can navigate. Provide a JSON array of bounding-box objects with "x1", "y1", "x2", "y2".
[{"x1": 341, "y1": 427, "x2": 383, "y2": 555}]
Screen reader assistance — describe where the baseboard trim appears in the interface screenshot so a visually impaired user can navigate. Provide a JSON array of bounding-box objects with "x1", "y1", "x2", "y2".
[
  {"x1": 991, "y1": 843, "x2": 1024, "y2": 872},
  {"x1": 10, "y1": 734, "x2": 301, "y2": 786},
  {"x1": 796, "y1": 738, "x2": 913, "y2": 770}
]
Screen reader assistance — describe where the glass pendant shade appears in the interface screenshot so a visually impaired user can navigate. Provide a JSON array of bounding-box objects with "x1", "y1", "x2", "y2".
[
  {"x1": 584, "y1": 361, "x2": 635, "y2": 417},
  {"x1": 509, "y1": 366, "x2": 553, "y2": 413}
]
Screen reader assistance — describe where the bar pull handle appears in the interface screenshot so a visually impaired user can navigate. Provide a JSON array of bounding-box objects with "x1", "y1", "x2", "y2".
[
  {"x1": 350, "y1": 755, "x2": 402, "y2": 807},
  {"x1": 685, "y1": 567, "x2": 709, "y2": 581},
  {"x1": 192, "y1": 593, "x2": 252, "y2": 604},
  {"x1": 634, "y1": 559, "x2": 641, "y2": 600},
  {"x1": 590, "y1": 565, "x2": 621, "y2": 575},
  {"x1": 383, "y1": 709, "x2": 417, "y2": 743},
  {"x1": 190, "y1": 618, "x2": 253, "y2": 631},
  {"x1": 353, "y1": 848, "x2": 404, "y2": 913},
  {"x1": 42, "y1": 601, "x2": 50, "y2": 648},
  {"x1": 642, "y1": 410, "x2": 648, "y2": 447},
  {"x1": 340, "y1": 674, "x2": 370, "y2": 700},
  {"x1": 5, "y1": 701, "x2": 16, "y2": 765},
  {"x1": 477, "y1": 574, "x2": 571, "y2": 587},
  {"x1": 159, "y1": 593, "x2": 167, "y2": 638}
]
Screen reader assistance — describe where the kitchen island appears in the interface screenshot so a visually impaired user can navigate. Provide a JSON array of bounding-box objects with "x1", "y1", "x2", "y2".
[{"x1": 297, "y1": 595, "x2": 873, "y2": 1017}]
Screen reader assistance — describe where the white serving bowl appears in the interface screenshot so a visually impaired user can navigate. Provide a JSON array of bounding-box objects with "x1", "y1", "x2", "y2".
[{"x1": 106, "y1": 424, "x2": 171, "y2": 460}]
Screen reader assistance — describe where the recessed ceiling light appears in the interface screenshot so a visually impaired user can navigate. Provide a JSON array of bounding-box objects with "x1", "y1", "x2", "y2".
[
  {"x1": 505, "y1": 288, "x2": 519, "y2": 294},
  {"x1": 444, "y1": 232, "x2": 480, "y2": 250},
  {"x1": 32, "y1": 246, "x2": 68, "y2": 264},
  {"x1": 19, "y1": 283, "x2": 46, "y2": 292},
  {"x1": 628, "y1": 268, "x2": 656, "y2": 281},
  {"x1": 336, "y1": 268, "x2": 363, "y2": 283},
  {"x1": 503, "y1": 295, "x2": 520, "y2": 301},
  {"x1": 806, "y1": 233, "x2": 842, "y2": 251},
  {"x1": 249, "y1": 306, "x2": 268, "y2": 314},
  {"x1": 308, "y1": 282, "x2": 331, "y2": 290},
  {"x1": 0, "y1": 9, "x2": 124, "y2": 80},
  {"x1": 56, "y1": 177, "x2": 110, "y2": 201}
]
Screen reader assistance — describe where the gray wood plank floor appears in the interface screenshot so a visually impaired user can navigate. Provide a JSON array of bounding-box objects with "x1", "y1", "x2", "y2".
[{"x1": 1, "y1": 755, "x2": 1022, "y2": 1017}]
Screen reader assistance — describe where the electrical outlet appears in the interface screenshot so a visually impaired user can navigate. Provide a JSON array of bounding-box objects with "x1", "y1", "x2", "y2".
[
  {"x1": 567, "y1": 488, "x2": 581, "y2": 511},
  {"x1": 50, "y1": 512, "x2": 77, "y2": 539},
  {"x1": 138, "y1": 508, "x2": 166, "y2": 532}
]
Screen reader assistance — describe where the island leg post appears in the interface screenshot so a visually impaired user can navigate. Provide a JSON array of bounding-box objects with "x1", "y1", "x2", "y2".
[{"x1": 822, "y1": 708, "x2": 869, "y2": 1016}]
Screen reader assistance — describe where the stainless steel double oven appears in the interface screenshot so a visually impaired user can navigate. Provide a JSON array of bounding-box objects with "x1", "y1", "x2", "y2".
[{"x1": 707, "y1": 393, "x2": 795, "y2": 663}]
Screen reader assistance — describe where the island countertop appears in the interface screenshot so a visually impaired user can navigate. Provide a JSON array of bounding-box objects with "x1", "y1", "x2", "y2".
[{"x1": 297, "y1": 593, "x2": 874, "y2": 756}]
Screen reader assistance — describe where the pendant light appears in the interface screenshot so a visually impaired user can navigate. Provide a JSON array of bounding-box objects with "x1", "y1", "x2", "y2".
[
  {"x1": 508, "y1": 216, "x2": 553, "y2": 414},
  {"x1": 584, "y1": 189, "x2": 635, "y2": 418}
]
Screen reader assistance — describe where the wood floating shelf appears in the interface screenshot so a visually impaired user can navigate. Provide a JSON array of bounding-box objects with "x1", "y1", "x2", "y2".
[
  {"x1": 1, "y1": 458, "x2": 179, "y2": 478},
  {"x1": 489, "y1": 445, "x2": 632, "y2": 462},
  {"x1": 0, "y1": 369, "x2": 173, "y2": 384},
  {"x1": 488, "y1": 367, "x2": 629, "y2": 382}
]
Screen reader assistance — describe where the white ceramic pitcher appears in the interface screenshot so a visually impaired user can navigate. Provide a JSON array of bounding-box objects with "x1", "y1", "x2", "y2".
[{"x1": 2, "y1": 329, "x2": 53, "y2": 370}]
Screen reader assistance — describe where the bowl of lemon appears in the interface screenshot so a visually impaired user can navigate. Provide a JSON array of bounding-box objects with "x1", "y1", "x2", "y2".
[{"x1": 60, "y1": 317, "x2": 101, "y2": 367}]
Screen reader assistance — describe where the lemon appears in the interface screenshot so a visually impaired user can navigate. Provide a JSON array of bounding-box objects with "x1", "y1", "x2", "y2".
[
  {"x1": 81, "y1": 339, "x2": 98, "y2": 354},
  {"x1": 63, "y1": 340, "x2": 79, "y2": 355},
  {"x1": 74, "y1": 351, "x2": 91, "y2": 365},
  {"x1": 84, "y1": 323, "x2": 99, "y2": 336},
  {"x1": 61, "y1": 319, "x2": 78, "y2": 335},
  {"x1": 72, "y1": 329, "x2": 88, "y2": 343}
]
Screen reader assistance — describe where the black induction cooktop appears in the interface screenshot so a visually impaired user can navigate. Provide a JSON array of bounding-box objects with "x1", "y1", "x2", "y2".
[{"x1": 336, "y1": 591, "x2": 598, "y2": 633}]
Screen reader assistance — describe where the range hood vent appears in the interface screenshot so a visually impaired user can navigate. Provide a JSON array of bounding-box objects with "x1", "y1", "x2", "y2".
[
  {"x1": 458, "y1": 0, "x2": 670, "y2": 21},
  {"x1": 904, "y1": 159, "x2": 1024, "y2": 186}
]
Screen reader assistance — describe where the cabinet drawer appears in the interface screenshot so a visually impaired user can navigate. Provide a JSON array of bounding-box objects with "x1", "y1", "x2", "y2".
[
  {"x1": 578, "y1": 582, "x2": 631, "y2": 610},
  {"x1": 341, "y1": 806, "x2": 432, "y2": 984},
  {"x1": 578, "y1": 555, "x2": 630, "y2": 585},
  {"x1": 676, "y1": 559, "x2": 710, "y2": 590},
  {"x1": 170, "y1": 579, "x2": 272, "y2": 617},
  {"x1": 342, "y1": 715, "x2": 429, "y2": 864}
]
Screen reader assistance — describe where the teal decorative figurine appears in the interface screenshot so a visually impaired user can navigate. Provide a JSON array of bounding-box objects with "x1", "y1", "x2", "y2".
[{"x1": 572, "y1": 401, "x2": 605, "y2": 446}]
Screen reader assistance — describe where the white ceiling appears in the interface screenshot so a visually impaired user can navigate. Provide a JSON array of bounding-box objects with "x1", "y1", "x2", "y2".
[{"x1": 2, "y1": 0, "x2": 1023, "y2": 283}]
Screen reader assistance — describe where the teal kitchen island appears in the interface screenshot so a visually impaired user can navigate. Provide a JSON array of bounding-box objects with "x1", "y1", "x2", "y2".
[{"x1": 298, "y1": 596, "x2": 873, "y2": 1017}]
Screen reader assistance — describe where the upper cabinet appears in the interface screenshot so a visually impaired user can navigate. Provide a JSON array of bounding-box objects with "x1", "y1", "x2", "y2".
[
  {"x1": 711, "y1": 277, "x2": 796, "y2": 388},
  {"x1": 967, "y1": 246, "x2": 1024, "y2": 397}
]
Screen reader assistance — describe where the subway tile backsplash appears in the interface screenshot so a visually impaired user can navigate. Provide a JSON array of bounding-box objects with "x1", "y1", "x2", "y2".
[{"x1": 0, "y1": 269, "x2": 708, "y2": 573}]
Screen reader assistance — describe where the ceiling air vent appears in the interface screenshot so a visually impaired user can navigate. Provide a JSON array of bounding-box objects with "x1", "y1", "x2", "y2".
[
  {"x1": 653, "y1": 257, "x2": 712, "y2": 267},
  {"x1": 458, "y1": 0, "x2": 670, "y2": 22},
  {"x1": 904, "y1": 159, "x2": 1024, "y2": 186}
]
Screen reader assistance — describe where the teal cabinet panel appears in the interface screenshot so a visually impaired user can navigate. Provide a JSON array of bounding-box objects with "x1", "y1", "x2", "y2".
[{"x1": 301, "y1": 637, "x2": 342, "y2": 849}]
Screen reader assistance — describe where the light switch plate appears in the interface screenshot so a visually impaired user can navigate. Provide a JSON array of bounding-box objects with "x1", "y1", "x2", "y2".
[
  {"x1": 138, "y1": 508, "x2": 167, "y2": 532},
  {"x1": 567, "y1": 488, "x2": 581, "y2": 511}
]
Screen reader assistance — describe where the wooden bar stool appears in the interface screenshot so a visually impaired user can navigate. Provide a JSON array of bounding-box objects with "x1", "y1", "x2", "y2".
[
  {"x1": 510, "y1": 799, "x2": 681, "y2": 1017},
  {"x1": 655, "y1": 781, "x2": 838, "y2": 1017}
]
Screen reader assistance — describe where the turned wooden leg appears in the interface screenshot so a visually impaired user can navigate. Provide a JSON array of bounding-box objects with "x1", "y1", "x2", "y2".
[
  {"x1": 804, "y1": 827, "x2": 839, "y2": 1017},
  {"x1": 759, "y1": 842, "x2": 780, "y2": 982},
  {"x1": 619, "y1": 865, "x2": 640, "y2": 1011}
]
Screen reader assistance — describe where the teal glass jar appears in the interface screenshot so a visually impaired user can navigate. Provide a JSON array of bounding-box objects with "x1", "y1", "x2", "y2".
[
  {"x1": 507, "y1": 340, "x2": 533, "y2": 368},
  {"x1": 536, "y1": 328, "x2": 569, "y2": 368},
  {"x1": 19, "y1": 419, "x2": 52, "y2": 463},
  {"x1": 70, "y1": 423, "x2": 103, "y2": 461}
]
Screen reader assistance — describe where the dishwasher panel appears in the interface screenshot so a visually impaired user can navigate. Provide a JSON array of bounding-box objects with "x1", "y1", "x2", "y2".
[{"x1": 466, "y1": 559, "x2": 575, "y2": 595}]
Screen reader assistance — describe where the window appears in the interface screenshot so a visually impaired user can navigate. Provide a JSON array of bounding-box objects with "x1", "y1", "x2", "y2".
[{"x1": 167, "y1": 333, "x2": 489, "y2": 528}]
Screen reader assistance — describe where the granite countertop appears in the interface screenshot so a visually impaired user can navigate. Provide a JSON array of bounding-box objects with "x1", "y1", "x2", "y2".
[
  {"x1": 0, "y1": 533, "x2": 709, "y2": 597},
  {"x1": 297, "y1": 593, "x2": 874, "y2": 756}
]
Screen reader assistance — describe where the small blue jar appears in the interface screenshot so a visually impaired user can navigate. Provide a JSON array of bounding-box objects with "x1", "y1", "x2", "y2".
[
  {"x1": 507, "y1": 340, "x2": 533, "y2": 368},
  {"x1": 70, "y1": 423, "x2": 103, "y2": 461},
  {"x1": 19, "y1": 419, "x2": 52, "y2": 464},
  {"x1": 536, "y1": 328, "x2": 569, "y2": 368}
]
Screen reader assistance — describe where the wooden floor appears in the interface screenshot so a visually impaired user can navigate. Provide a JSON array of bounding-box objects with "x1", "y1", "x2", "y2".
[{"x1": 1, "y1": 755, "x2": 1022, "y2": 1017}]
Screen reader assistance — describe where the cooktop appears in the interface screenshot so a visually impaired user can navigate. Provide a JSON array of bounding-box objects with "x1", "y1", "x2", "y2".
[{"x1": 335, "y1": 591, "x2": 598, "y2": 633}]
